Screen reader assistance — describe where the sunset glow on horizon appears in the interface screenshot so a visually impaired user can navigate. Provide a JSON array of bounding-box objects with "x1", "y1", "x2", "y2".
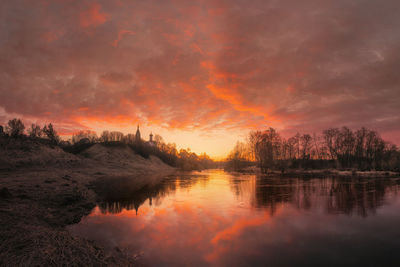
[{"x1": 1, "y1": 0, "x2": 400, "y2": 158}]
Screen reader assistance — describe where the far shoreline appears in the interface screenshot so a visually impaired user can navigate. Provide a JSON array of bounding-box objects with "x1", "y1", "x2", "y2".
[{"x1": 226, "y1": 166, "x2": 400, "y2": 178}]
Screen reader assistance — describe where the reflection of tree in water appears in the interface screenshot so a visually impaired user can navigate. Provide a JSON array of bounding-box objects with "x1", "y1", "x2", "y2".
[
  {"x1": 324, "y1": 177, "x2": 398, "y2": 217},
  {"x1": 253, "y1": 176, "x2": 298, "y2": 215},
  {"x1": 175, "y1": 173, "x2": 210, "y2": 190},
  {"x1": 99, "y1": 174, "x2": 210, "y2": 214},
  {"x1": 99, "y1": 181, "x2": 172, "y2": 214},
  {"x1": 233, "y1": 175, "x2": 400, "y2": 217}
]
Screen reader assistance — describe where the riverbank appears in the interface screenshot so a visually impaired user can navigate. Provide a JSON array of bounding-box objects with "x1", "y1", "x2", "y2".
[
  {"x1": 231, "y1": 166, "x2": 400, "y2": 178},
  {"x1": 0, "y1": 141, "x2": 174, "y2": 265}
]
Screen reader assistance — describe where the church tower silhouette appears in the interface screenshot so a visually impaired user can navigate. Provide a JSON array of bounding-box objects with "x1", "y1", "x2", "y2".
[{"x1": 135, "y1": 125, "x2": 141, "y2": 143}]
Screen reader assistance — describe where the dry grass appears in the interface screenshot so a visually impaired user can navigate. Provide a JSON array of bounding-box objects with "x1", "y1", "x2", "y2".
[{"x1": 0, "y1": 141, "x2": 175, "y2": 266}]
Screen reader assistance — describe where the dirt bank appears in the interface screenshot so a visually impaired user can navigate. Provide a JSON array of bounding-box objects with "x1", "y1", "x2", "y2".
[{"x1": 0, "y1": 140, "x2": 174, "y2": 266}]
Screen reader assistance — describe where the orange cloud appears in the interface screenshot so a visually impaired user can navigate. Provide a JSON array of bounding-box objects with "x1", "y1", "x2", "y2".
[
  {"x1": 112, "y1": 29, "x2": 135, "y2": 47},
  {"x1": 79, "y1": 3, "x2": 108, "y2": 28},
  {"x1": 201, "y1": 61, "x2": 279, "y2": 125},
  {"x1": 71, "y1": 114, "x2": 138, "y2": 128},
  {"x1": 42, "y1": 29, "x2": 65, "y2": 43}
]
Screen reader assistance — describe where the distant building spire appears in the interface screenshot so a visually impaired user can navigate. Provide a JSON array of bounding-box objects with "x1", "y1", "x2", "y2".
[
  {"x1": 149, "y1": 132, "x2": 153, "y2": 142},
  {"x1": 135, "y1": 125, "x2": 141, "y2": 143}
]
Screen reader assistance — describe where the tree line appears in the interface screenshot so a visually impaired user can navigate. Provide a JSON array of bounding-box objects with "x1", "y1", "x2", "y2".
[
  {"x1": 70, "y1": 129, "x2": 216, "y2": 170},
  {"x1": 0, "y1": 118, "x2": 60, "y2": 144},
  {"x1": 0, "y1": 118, "x2": 216, "y2": 170},
  {"x1": 227, "y1": 127, "x2": 400, "y2": 172}
]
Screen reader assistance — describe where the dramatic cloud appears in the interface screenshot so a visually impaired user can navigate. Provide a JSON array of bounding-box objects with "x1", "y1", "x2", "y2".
[{"x1": 1, "y1": 0, "x2": 399, "y2": 156}]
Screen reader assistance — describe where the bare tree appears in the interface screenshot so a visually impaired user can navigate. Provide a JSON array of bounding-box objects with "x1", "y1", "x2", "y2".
[
  {"x1": 301, "y1": 134, "x2": 312, "y2": 160},
  {"x1": 42, "y1": 123, "x2": 59, "y2": 144},
  {"x1": 312, "y1": 133, "x2": 322, "y2": 159},
  {"x1": 355, "y1": 127, "x2": 367, "y2": 168},
  {"x1": 154, "y1": 134, "x2": 164, "y2": 146},
  {"x1": 249, "y1": 128, "x2": 281, "y2": 172},
  {"x1": 72, "y1": 130, "x2": 97, "y2": 144},
  {"x1": 109, "y1": 131, "x2": 124, "y2": 142},
  {"x1": 28, "y1": 124, "x2": 42, "y2": 138},
  {"x1": 294, "y1": 133, "x2": 301, "y2": 159},
  {"x1": 100, "y1": 131, "x2": 110, "y2": 142},
  {"x1": 323, "y1": 128, "x2": 339, "y2": 160},
  {"x1": 287, "y1": 136, "x2": 297, "y2": 160},
  {"x1": 6, "y1": 118, "x2": 25, "y2": 137},
  {"x1": 244, "y1": 126, "x2": 398, "y2": 171},
  {"x1": 226, "y1": 141, "x2": 251, "y2": 170}
]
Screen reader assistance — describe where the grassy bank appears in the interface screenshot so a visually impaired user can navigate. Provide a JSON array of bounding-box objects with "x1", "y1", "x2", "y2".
[{"x1": 0, "y1": 139, "x2": 174, "y2": 265}]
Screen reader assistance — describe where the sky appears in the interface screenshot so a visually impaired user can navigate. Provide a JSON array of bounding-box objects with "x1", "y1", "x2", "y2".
[{"x1": 1, "y1": 0, "x2": 400, "y2": 159}]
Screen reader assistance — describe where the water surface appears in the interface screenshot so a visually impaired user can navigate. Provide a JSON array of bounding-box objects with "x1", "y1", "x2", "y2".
[{"x1": 69, "y1": 170, "x2": 400, "y2": 266}]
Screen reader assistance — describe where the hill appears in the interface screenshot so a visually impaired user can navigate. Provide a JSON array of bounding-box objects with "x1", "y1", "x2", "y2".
[{"x1": 0, "y1": 138, "x2": 174, "y2": 265}]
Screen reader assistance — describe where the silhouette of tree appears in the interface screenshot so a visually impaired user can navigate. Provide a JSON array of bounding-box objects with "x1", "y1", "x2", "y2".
[
  {"x1": 124, "y1": 133, "x2": 135, "y2": 144},
  {"x1": 72, "y1": 130, "x2": 97, "y2": 144},
  {"x1": 226, "y1": 141, "x2": 252, "y2": 170},
  {"x1": 249, "y1": 128, "x2": 282, "y2": 172},
  {"x1": 323, "y1": 128, "x2": 340, "y2": 160},
  {"x1": 28, "y1": 124, "x2": 41, "y2": 138},
  {"x1": 108, "y1": 131, "x2": 124, "y2": 142},
  {"x1": 301, "y1": 134, "x2": 312, "y2": 160},
  {"x1": 42, "y1": 123, "x2": 59, "y2": 144},
  {"x1": 236, "y1": 126, "x2": 400, "y2": 171},
  {"x1": 100, "y1": 130, "x2": 110, "y2": 142},
  {"x1": 6, "y1": 118, "x2": 25, "y2": 137}
]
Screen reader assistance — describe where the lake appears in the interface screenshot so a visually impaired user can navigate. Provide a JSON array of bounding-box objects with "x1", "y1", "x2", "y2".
[{"x1": 69, "y1": 170, "x2": 400, "y2": 266}]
